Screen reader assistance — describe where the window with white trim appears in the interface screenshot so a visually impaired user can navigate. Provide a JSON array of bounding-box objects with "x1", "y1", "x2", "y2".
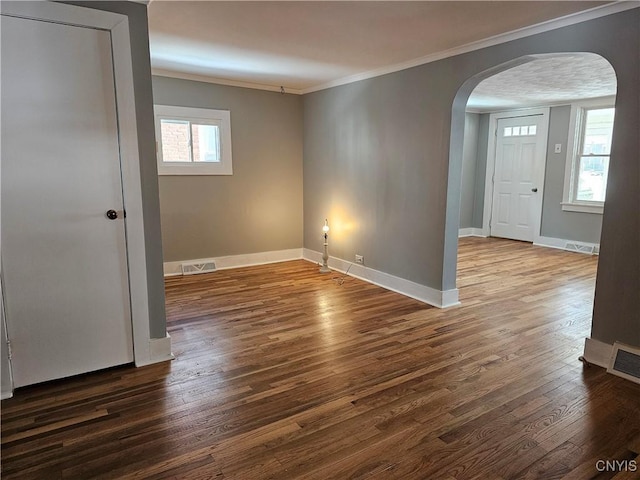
[
  {"x1": 154, "y1": 105, "x2": 232, "y2": 175},
  {"x1": 562, "y1": 101, "x2": 615, "y2": 214}
]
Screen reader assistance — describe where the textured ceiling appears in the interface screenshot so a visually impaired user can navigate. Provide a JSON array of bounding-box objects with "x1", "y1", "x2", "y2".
[
  {"x1": 147, "y1": 1, "x2": 615, "y2": 94},
  {"x1": 466, "y1": 53, "x2": 617, "y2": 111}
]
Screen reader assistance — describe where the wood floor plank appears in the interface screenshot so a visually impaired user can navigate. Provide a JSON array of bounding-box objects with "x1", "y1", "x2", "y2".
[{"x1": 2, "y1": 237, "x2": 639, "y2": 479}]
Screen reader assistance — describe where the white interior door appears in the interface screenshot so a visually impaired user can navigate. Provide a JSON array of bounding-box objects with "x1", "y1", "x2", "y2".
[
  {"x1": 1, "y1": 15, "x2": 134, "y2": 387},
  {"x1": 490, "y1": 115, "x2": 546, "y2": 242}
]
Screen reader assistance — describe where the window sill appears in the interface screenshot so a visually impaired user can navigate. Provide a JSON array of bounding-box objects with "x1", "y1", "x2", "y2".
[
  {"x1": 561, "y1": 202, "x2": 604, "y2": 214},
  {"x1": 158, "y1": 164, "x2": 233, "y2": 176}
]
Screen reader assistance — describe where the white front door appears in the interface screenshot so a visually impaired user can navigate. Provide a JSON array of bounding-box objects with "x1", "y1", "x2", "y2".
[
  {"x1": 1, "y1": 14, "x2": 134, "y2": 387},
  {"x1": 490, "y1": 115, "x2": 546, "y2": 242}
]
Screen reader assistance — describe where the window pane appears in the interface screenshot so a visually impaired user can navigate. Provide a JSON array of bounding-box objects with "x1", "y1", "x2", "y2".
[
  {"x1": 512, "y1": 126, "x2": 520, "y2": 136},
  {"x1": 160, "y1": 119, "x2": 191, "y2": 162},
  {"x1": 504, "y1": 127, "x2": 512, "y2": 137},
  {"x1": 528, "y1": 125, "x2": 536, "y2": 135},
  {"x1": 192, "y1": 124, "x2": 220, "y2": 163},
  {"x1": 582, "y1": 108, "x2": 614, "y2": 155},
  {"x1": 576, "y1": 156, "x2": 609, "y2": 202}
]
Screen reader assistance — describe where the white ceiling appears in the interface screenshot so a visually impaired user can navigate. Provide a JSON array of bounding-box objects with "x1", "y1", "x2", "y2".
[
  {"x1": 148, "y1": 1, "x2": 626, "y2": 105},
  {"x1": 467, "y1": 53, "x2": 617, "y2": 111}
]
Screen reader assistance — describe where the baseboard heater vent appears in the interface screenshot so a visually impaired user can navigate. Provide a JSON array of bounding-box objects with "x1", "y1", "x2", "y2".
[
  {"x1": 181, "y1": 261, "x2": 216, "y2": 275},
  {"x1": 607, "y1": 342, "x2": 640, "y2": 384},
  {"x1": 565, "y1": 242, "x2": 598, "y2": 255}
]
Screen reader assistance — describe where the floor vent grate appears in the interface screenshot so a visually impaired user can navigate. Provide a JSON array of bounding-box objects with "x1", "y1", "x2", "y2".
[
  {"x1": 181, "y1": 261, "x2": 216, "y2": 275},
  {"x1": 607, "y1": 342, "x2": 640, "y2": 384},
  {"x1": 565, "y1": 242, "x2": 596, "y2": 255}
]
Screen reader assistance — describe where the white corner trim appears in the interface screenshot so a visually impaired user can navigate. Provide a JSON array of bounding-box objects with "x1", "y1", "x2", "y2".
[
  {"x1": 1, "y1": 389, "x2": 13, "y2": 400},
  {"x1": 135, "y1": 334, "x2": 174, "y2": 367},
  {"x1": 110, "y1": 17, "x2": 157, "y2": 369},
  {"x1": 534, "y1": 236, "x2": 600, "y2": 255},
  {"x1": 302, "y1": 249, "x2": 459, "y2": 309},
  {"x1": 583, "y1": 337, "x2": 613, "y2": 368},
  {"x1": 441, "y1": 289, "x2": 460, "y2": 308},
  {"x1": 164, "y1": 248, "x2": 304, "y2": 276},
  {"x1": 459, "y1": 228, "x2": 487, "y2": 238}
]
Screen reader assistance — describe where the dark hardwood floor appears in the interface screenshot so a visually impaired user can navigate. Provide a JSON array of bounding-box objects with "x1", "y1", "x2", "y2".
[{"x1": 2, "y1": 237, "x2": 639, "y2": 479}]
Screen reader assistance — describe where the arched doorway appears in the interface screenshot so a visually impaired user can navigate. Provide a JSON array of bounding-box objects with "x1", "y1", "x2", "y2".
[{"x1": 445, "y1": 52, "x2": 618, "y2": 354}]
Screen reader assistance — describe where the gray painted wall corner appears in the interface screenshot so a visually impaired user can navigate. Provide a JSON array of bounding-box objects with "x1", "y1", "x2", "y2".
[
  {"x1": 472, "y1": 114, "x2": 490, "y2": 229},
  {"x1": 153, "y1": 77, "x2": 304, "y2": 262},
  {"x1": 460, "y1": 113, "x2": 480, "y2": 229}
]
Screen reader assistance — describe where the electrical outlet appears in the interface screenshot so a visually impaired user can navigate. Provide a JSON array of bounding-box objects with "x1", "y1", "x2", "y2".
[{"x1": 355, "y1": 254, "x2": 364, "y2": 264}]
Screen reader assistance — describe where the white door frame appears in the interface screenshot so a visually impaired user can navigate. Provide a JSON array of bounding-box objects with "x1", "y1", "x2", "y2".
[
  {"x1": 0, "y1": 2, "x2": 169, "y2": 386},
  {"x1": 482, "y1": 107, "x2": 550, "y2": 243}
]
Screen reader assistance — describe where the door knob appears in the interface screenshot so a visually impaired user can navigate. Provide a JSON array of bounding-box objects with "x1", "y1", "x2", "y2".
[
  {"x1": 106, "y1": 209, "x2": 118, "y2": 220},
  {"x1": 531, "y1": 188, "x2": 538, "y2": 193}
]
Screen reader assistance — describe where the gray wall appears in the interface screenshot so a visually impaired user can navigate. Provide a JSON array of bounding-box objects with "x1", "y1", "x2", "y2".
[
  {"x1": 472, "y1": 114, "x2": 490, "y2": 230},
  {"x1": 540, "y1": 106, "x2": 603, "y2": 244},
  {"x1": 588, "y1": 11, "x2": 639, "y2": 347},
  {"x1": 65, "y1": 1, "x2": 167, "y2": 339},
  {"x1": 152, "y1": 77, "x2": 304, "y2": 262},
  {"x1": 305, "y1": 9, "x2": 639, "y2": 347},
  {"x1": 460, "y1": 112, "x2": 489, "y2": 230},
  {"x1": 459, "y1": 113, "x2": 479, "y2": 229},
  {"x1": 304, "y1": 71, "x2": 449, "y2": 285}
]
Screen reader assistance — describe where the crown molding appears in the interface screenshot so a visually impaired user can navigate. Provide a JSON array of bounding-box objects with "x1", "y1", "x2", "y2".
[
  {"x1": 300, "y1": 2, "x2": 639, "y2": 94},
  {"x1": 151, "y1": 69, "x2": 303, "y2": 95}
]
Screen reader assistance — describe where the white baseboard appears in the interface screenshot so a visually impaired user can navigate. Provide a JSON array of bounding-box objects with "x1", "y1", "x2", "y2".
[
  {"x1": 1, "y1": 389, "x2": 13, "y2": 400},
  {"x1": 166, "y1": 247, "x2": 458, "y2": 309},
  {"x1": 459, "y1": 227, "x2": 487, "y2": 238},
  {"x1": 135, "y1": 334, "x2": 174, "y2": 367},
  {"x1": 534, "y1": 236, "x2": 599, "y2": 255},
  {"x1": 302, "y1": 249, "x2": 459, "y2": 309},
  {"x1": 163, "y1": 248, "x2": 303, "y2": 277},
  {"x1": 583, "y1": 337, "x2": 613, "y2": 368}
]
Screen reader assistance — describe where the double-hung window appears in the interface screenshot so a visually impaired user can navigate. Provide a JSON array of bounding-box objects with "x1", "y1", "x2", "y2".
[
  {"x1": 562, "y1": 100, "x2": 615, "y2": 214},
  {"x1": 155, "y1": 105, "x2": 232, "y2": 175}
]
